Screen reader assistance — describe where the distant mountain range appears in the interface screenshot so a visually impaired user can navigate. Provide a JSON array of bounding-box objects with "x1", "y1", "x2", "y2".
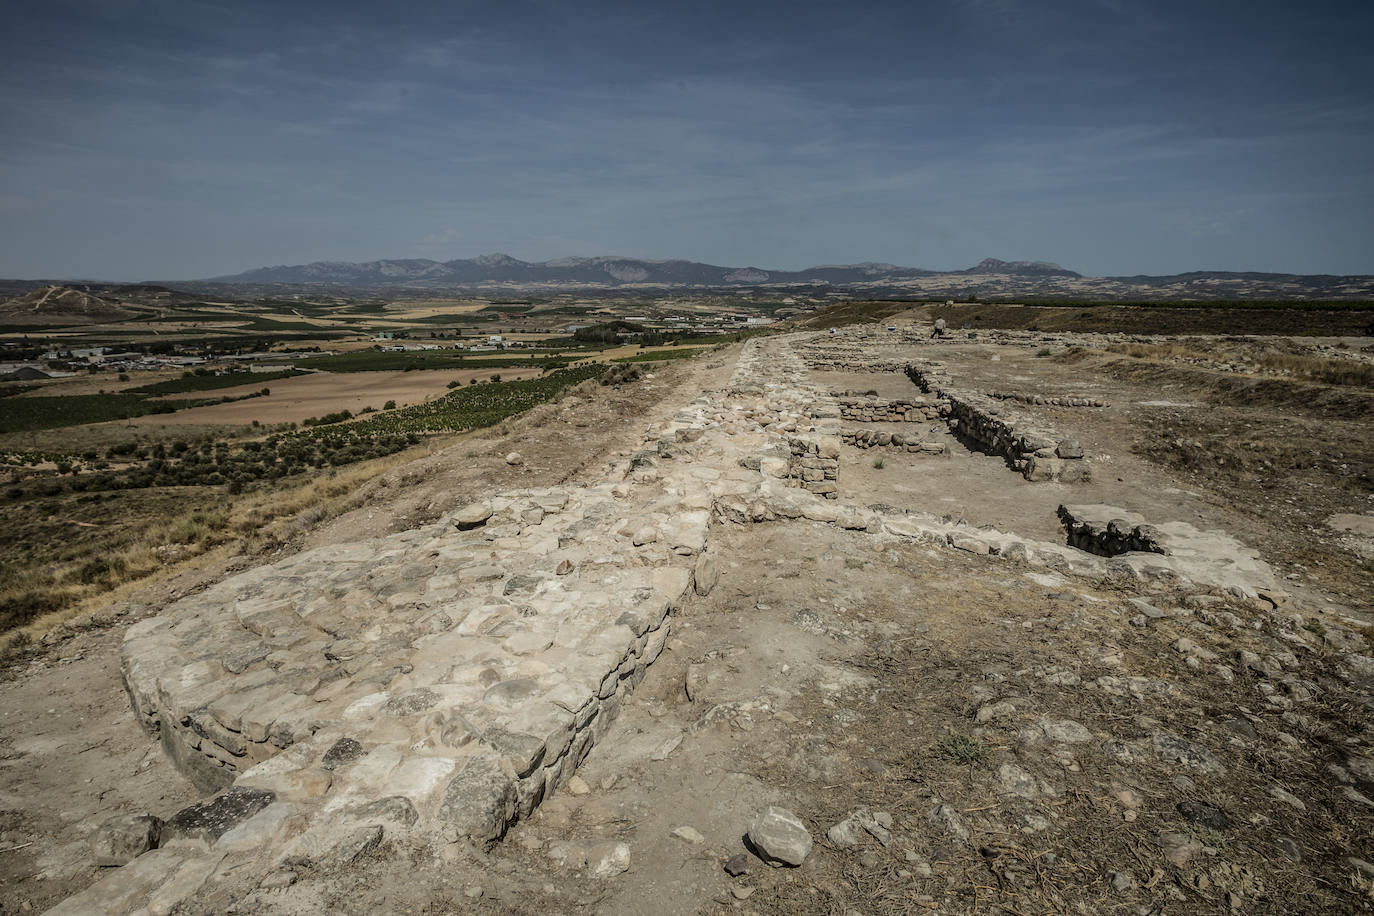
[
  {"x1": 205, "y1": 255, "x2": 1081, "y2": 288},
  {"x1": 2, "y1": 256, "x2": 1370, "y2": 303},
  {"x1": 190, "y1": 254, "x2": 1374, "y2": 300}
]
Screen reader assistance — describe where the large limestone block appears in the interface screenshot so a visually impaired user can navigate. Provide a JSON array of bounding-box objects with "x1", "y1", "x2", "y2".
[{"x1": 438, "y1": 755, "x2": 518, "y2": 841}]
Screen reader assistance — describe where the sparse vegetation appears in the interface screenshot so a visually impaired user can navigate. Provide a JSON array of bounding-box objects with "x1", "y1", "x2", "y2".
[
  {"x1": 128, "y1": 368, "x2": 303, "y2": 395},
  {"x1": 935, "y1": 733, "x2": 988, "y2": 765},
  {"x1": 610, "y1": 346, "x2": 712, "y2": 363},
  {"x1": 1105, "y1": 341, "x2": 1374, "y2": 387}
]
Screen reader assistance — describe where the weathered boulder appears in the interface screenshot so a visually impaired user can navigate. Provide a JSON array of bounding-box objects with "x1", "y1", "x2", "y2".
[
  {"x1": 438, "y1": 756, "x2": 517, "y2": 841},
  {"x1": 91, "y1": 813, "x2": 162, "y2": 867},
  {"x1": 453, "y1": 502, "x2": 494, "y2": 530},
  {"x1": 748, "y1": 806, "x2": 813, "y2": 867}
]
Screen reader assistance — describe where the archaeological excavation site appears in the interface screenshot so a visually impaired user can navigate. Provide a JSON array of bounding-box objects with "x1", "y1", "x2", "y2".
[{"x1": 4, "y1": 316, "x2": 1374, "y2": 916}]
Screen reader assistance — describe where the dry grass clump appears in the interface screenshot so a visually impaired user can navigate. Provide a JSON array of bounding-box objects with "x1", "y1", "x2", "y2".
[
  {"x1": 1103, "y1": 341, "x2": 1374, "y2": 388},
  {"x1": 1250, "y1": 348, "x2": 1374, "y2": 387}
]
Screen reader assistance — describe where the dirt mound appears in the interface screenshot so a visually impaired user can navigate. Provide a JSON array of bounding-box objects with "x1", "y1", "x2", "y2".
[{"x1": 0, "y1": 286, "x2": 136, "y2": 325}]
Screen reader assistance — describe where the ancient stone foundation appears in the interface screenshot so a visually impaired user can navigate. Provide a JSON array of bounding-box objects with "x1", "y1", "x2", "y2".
[
  {"x1": 1058, "y1": 504, "x2": 1168, "y2": 556},
  {"x1": 988, "y1": 391, "x2": 1107, "y2": 408},
  {"x1": 834, "y1": 394, "x2": 942, "y2": 423},
  {"x1": 840, "y1": 428, "x2": 949, "y2": 454},
  {"x1": 905, "y1": 363, "x2": 1090, "y2": 482},
  {"x1": 785, "y1": 435, "x2": 840, "y2": 498},
  {"x1": 52, "y1": 334, "x2": 1284, "y2": 915}
]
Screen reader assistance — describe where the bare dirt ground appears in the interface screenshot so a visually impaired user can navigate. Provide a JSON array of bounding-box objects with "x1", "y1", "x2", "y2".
[
  {"x1": 4, "y1": 329, "x2": 1374, "y2": 915},
  {"x1": 0, "y1": 628, "x2": 201, "y2": 912}
]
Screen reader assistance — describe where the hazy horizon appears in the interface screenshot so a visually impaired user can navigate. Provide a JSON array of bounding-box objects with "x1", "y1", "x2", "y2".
[{"x1": 2, "y1": 0, "x2": 1371, "y2": 281}]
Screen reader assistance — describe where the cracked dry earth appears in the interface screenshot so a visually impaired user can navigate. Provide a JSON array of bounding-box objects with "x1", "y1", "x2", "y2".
[{"x1": 6, "y1": 328, "x2": 1374, "y2": 916}]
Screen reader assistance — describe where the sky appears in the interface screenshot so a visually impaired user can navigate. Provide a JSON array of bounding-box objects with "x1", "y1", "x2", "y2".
[{"x1": 0, "y1": 0, "x2": 1371, "y2": 280}]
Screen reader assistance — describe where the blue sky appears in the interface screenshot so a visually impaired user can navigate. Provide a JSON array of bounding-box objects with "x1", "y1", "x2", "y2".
[{"x1": 1, "y1": 0, "x2": 1370, "y2": 280}]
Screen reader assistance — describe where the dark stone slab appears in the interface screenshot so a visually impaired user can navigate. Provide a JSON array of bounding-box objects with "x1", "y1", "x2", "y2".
[
  {"x1": 162, "y1": 787, "x2": 275, "y2": 845},
  {"x1": 321, "y1": 737, "x2": 365, "y2": 770}
]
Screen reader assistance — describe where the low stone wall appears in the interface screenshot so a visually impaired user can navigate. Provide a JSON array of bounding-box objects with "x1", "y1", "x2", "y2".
[
  {"x1": 798, "y1": 355, "x2": 909, "y2": 373},
  {"x1": 785, "y1": 435, "x2": 840, "y2": 498},
  {"x1": 989, "y1": 391, "x2": 1108, "y2": 408},
  {"x1": 905, "y1": 363, "x2": 1090, "y2": 482},
  {"x1": 1058, "y1": 504, "x2": 1167, "y2": 556},
  {"x1": 841, "y1": 428, "x2": 949, "y2": 454},
  {"x1": 1054, "y1": 503, "x2": 1280, "y2": 597},
  {"x1": 834, "y1": 394, "x2": 943, "y2": 423},
  {"x1": 120, "y1": 489, "x2": 701, "y2": 816}
]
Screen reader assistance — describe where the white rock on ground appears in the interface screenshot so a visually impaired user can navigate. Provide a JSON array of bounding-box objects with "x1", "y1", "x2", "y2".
[{"x1": 748, "y1": 806, "x2": 813, "y2": 866}]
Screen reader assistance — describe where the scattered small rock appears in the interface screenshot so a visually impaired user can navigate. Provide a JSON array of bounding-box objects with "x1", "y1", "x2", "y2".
[
  {"x1": 332, "y1": 825, "x2": 384, "y2": 864},
  {"x1": 589, "y1": 842, "x2": 631, "y2": 878},
  {"x1": 1176, "y1": 800, "x2": 1231, "y2": 830},
  {"x1": 930, "y1": 800, "x2": 970, "y2": 843},
  {"x1": 826, "y1": 808, "x2": 894, "y2": 848},
  {"x1": 1267, "y1": 786, "x2": 1306, "y2": 812},
  {"x1": 724, "y1": 853, "x2": 751, "y2": 877},
  {"x1": 1274, "y1": 836, "x2": 1302, "y2": 863},
  {"x1": 672, "y1": 826, "x2": 705, "y2": 844}
]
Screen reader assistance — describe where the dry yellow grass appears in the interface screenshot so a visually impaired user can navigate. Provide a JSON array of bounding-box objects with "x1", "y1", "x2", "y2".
[
  {"x1": 2, "y1": 441, "x2": 446, "y2": 650},
  {"x1": 1105, "y1": 341, "x2": 1374, "y2": 387}
]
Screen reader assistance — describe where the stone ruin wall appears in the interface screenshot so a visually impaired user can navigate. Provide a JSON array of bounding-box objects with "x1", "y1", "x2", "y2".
[
  {"x1": 835, "y1": 394, "x2": 942, "y2": 423},
  {"x1": 784, "y1": 435, "x2": 840, "y2": 499},
  {"x1": 988, "y1": 391, "x2": 1108, "y2": 408},
  {"x1": 905, "y1": 363, "x2": 1090, "y2": 483},
  {"x1": 832, "y1": 394, "x2": 949, "y2": 453},
  {"x1": 1058, "y1": 504, "x2": 1171, "y2": 557},
  {"x1": 53, "y1": 334, "x2": 1292, "y2": 915},
  {"x1": 840, "y1": 429, "x2": 949, "y2": 454},
  {"x1": 791, "y1": 332, "x2": 1091, "y2": 481}
]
